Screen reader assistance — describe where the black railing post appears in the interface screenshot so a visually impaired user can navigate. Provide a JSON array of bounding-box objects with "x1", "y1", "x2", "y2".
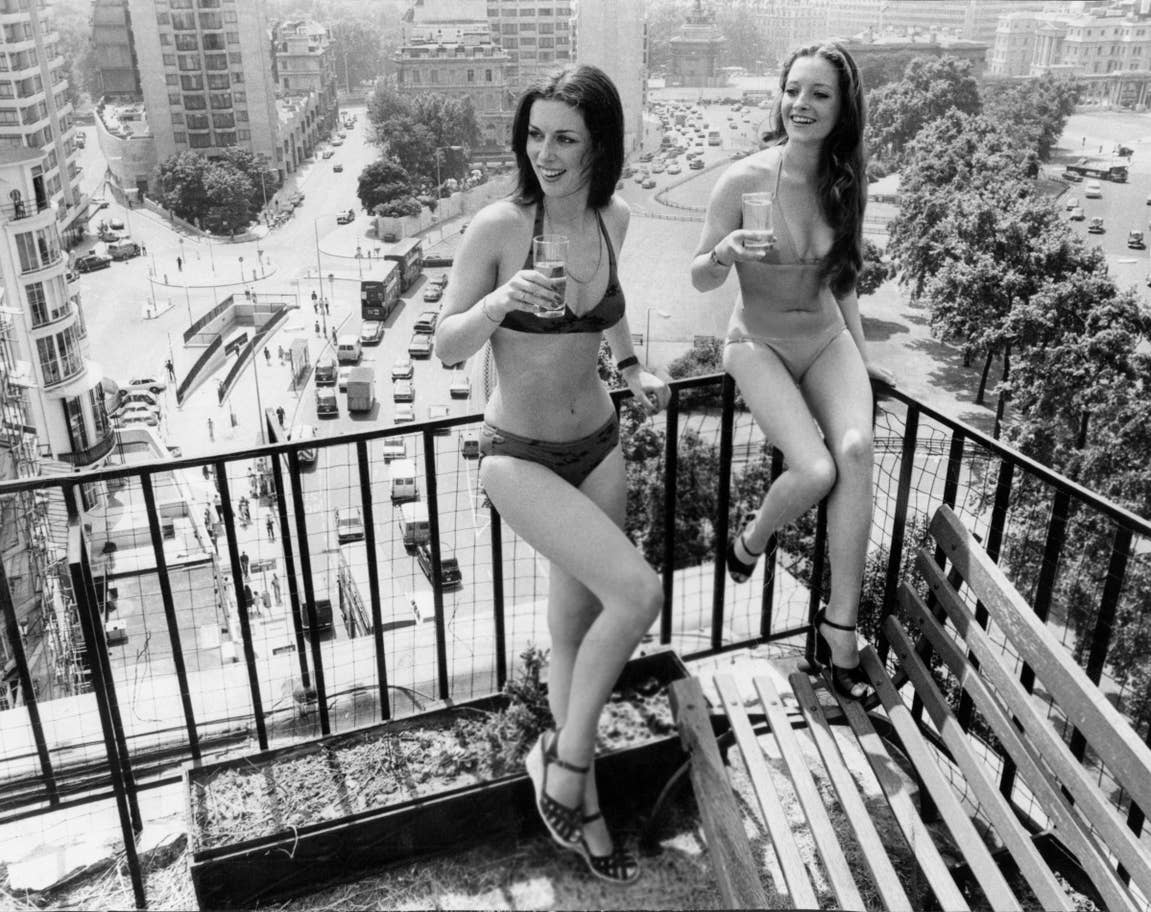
[
  {"x1": 759, "y1": 448, "x2": 783, "y2": 640},
  {"x1": 67, "y1": 525, "x2": 146, "y2": 910},
  {"x1": 491, "y1": 505, "x2": 507, "y2": 689},
  {"x1": 711, "y1": 374, "x2": 737, "y2": 651},
  {"x1": 0, "y1": 554, "x2": 57, "y2": 805},
  {"x1": 422, "y1": 429, "x2": 450, "y2": 700},
  {"x1": 215, "y1": 459, "x2": 268, "y2": 749},
  {"x1": 140, "y1": 473, "x2": 200, "y2": 762},
  {"x1": 286, "y1": 449, "x2": 330, "y2": 734},
  {"x1": 356, "y1": 440, "x2": 390, "y2": 720},
  {"x1": 880, "y1": 403, "x2": 920, "y2": 663},
  {"x1": 660, "y1": 390, "x2": 680, "y2": 645},
  {"x1": 807, "y1": 501, "x2": 829, "y2": 661},
  {"x1": 265, "y1": 452, "x2": 311, "y2": 690}
]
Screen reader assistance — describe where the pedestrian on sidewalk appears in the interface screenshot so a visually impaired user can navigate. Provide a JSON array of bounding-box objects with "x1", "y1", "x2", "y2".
[
  {"x1": 312, "y1": 290, "x2": 318, "y2": 313},
  {"x1": 247, "y1": 467, "x2": 257, "y2": 496},
  {"x1": 276, "y1": 406, "x2": 285, "y2": 427},
  {"x1": 271, "y1": 573, "x2": 282, "y2": 606},
  {"x1": 331, "y1": 328, "x2": 338, "y2": 346},
  {"x1": 177, "y1": 256, "x2": 183, "y2": 272},
  {"x1": 265, "y1": 512, "x2": 276, "y2": 540},
  {"x1": 213, "y1": 491, "x2": 223, "y2": 523},
  {"x1": 324, "y1": 298, "x2": 330, "y2": 315},
  {"x1": 165, "y1": 358, "x2": 176, "y2": 382},
  {"x1": 240, "y1": 549, "x2": 250, "y2": 578},
  {"x1": 314, "y1": 320, "x2": 320, "y2": 336},
  {"x1": 207, "y1": 416, "x2": 214, "y2": 441},
  {"x1": 264, "y1": 348, "x2": 271, "y2": 365}
]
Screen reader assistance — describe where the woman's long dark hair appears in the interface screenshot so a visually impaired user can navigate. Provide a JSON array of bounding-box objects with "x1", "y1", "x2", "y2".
[
  {"x1": 767, "y1": 43, "x2": 867, "y2": 297},
  {"x1": 510, "y1": 64, "x2": 625, "y2": 210}
]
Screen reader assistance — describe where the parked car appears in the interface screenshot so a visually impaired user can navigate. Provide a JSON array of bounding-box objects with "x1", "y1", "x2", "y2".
[
  {"x1": 1084, "y1": 180, "x2": 1103, "y2": 199},
  {"x1": 114, "y1": 405, "x2": 159, "y2": 426},
  {"x1": 408, "y1": 333, "x2": 434, "y2": 359},
  {"x1": 1128, "y1": 230, "x2": 1146, "y2": 250},
  {"x1": 1064, "y1": 197, "x2": 1079, "y2": 211},
  {"x1": 118, "y1": 390, "x2": 161, "y2": 411},
  {"x1": 422, "y1": 285, "x2": 442, "y2": 304},
  {"x1": 108, "y1": 240, "x2": 141, "y2": 261},
  {"x1": 380, "y1": 438, "x2": 407, "y2": 461},
  {"x1": 289, "y1": 423, "x2": 318, "y2": 463},
  {"x1": 414, "y1": 311, "x2": 438, "y2": 334},
  {"x1": 334, "y1": 506, "x2": 364, "y2": 543},
  {"x1": 689, "y1": 159, "x2": 705, "y2": 170},
  {"x1": 124, "y1": 375, "x2": 166, "y2": 394},
  {"x1": 315, "y1": 386, "x2": 339, "y2": 416},
  {"x1": 315, "y1": 356, "x2": 337, "y2": 385},
  {"x1": 431, "y1": 273, "x2": 449, "y2": 290},
  {"x1": 321, "y1": 149, "x2": 334, "y2": 159},
  {"x1": 336, "y1": 209, "x2": 355, "y2": 224},
  {"x1": 642, "y1": 178, "x2": 656, "y2": 189},
  {"x1": 391, "y1": 357, "x2": 414, "y2": 380},
  {"x1": 414, "y1": 542, "x2": 463, "y2": 590},
  {"x1": 393, "y1": 380, "x2": 415, "y2": 402},
  {"x1": 1062, "y1": 170, "x2": 1083, "y2": 182},
  {"x1": 393, "y1": 404, "x2": 416, "y2": 423},
  {"x1": 75, "y1": 252, "x2": 112, "y2": 273},
  {"x1": 1088, "y1": 216, "x2": 1105, "y2": 234},
  {"x1": 333, "y1": 163, "x2": 344, "y2": 173},
  {"x1": 427, "y1": 405, "x2": 451, "y2": 434},
  {"x1": 1069, "y1": 206, "x2": 1085, "y2": 222},
  {"x1": 449, "y1": 375, "x2": 471, "y2": 399},
  {"x1": 360, "y1": 320, "x2": 384, "y2": 345},
  {"x1": 109, "y1": 217, "x2": 125, "y2": 231}
]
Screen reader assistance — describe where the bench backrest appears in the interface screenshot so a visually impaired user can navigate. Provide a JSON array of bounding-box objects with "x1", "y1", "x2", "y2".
[{"x1": 894, "y1": 504, "x2": 1151, "y2": 912}]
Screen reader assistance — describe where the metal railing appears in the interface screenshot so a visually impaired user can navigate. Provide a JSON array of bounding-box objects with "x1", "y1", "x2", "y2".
[{"x1": 1, "y1": 374, "x2": 1149, "y2": 907}]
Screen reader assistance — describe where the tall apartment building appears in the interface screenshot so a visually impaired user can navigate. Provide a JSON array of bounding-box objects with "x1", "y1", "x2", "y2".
[
  {"x1": 484, "y1": 0, "x2": 574, "y2": 93},
  {"x1": 0, "y1": 0, "x2": 85, "y2": 244},
  {"x1": 573, "y1": 0, "x2": 645, "y2": 154},
  {"x1": 398, "y1": 0, "x2": 514, "y2": 151}
]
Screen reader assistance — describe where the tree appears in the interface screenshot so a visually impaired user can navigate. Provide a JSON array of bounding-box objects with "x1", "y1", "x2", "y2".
[
  {"x1": 155, "y1": 151, "x2": 210, "y2": 221},
  {"x1": 368, "y1": 88, "x2": 481, "y2": 186},
  {"x1": 154, "y1": 151, "x2": 255, "y2": 232},
  {"x1": 865, "y1": 56, "x2": 982, "y2": 163},
  {"x1": 202, "y1": 162, "x2": 255, "y2": 235},
  {"x1": 983, "y1": 75, "x2": 1082, "y2": 162},
  {"x1": 356, "y1": 157, "x2": 418, "y2": 215}
]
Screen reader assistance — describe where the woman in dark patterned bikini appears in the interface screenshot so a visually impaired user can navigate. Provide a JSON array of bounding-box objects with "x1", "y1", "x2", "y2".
[
  {"x1": 691, "y1": 43, "x2": 895, "y2": 703},
  {"x1": 434, "y1": 65, "x2": 668, "y2": 883}
]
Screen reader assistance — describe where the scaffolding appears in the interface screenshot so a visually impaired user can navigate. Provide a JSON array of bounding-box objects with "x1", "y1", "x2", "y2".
[{"x1": 0, "y1": 305, "x2": 86, "y2": 704}]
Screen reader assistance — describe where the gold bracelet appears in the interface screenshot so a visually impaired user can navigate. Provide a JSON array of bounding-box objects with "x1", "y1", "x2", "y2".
[{"x1": 480, "y1": 296, "x2": 501, "y2": 324}]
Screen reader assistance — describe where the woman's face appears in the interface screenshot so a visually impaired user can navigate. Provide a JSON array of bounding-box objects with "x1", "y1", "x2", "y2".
[
  {"x1": 780, "y1": 55, "x2": 842, "y2": 146},
  {"x1": 525, "y1": 99, "x2": 592, "y2": 199}
]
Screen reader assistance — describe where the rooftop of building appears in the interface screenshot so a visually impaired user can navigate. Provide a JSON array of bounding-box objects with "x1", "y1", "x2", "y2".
[{"x1": 98, "y1": 99, "x2": 150, "y2": 141}]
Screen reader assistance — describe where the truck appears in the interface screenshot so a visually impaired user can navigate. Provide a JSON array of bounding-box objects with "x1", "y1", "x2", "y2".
[{"x1": 346, "y1": 365, "x2": 375, "y2": 413}]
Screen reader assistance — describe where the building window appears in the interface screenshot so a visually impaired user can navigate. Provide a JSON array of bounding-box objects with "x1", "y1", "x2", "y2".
[
  {"x1": 173, "y1": 131, "x2": 187, "y2": 143},
  {"x1": 26, "y1": 281, "x2": 48, "y2": 325},
  {"x1": 226, "y1": 31, "x2": 239, "y2": 44},
  {"x1": 224, "y1": 9, "x2": 236, "y2": 21},
  {"x1": 486, "y1": 69, "x2": 493, "y2": 81},
  {"x1": 171, "y1": 12, "x2": 196, "y2": 29},
  {"x1": 90, "y1": 386, "x2": 109, "y2": 439},
  {"x1": 162, "y1": 54, "x2": 176, "y2": 66},
  {"x1": 64, "y1": 395, "x2": 88, "y2": 453},
  {"x1": 233, "y1": 89, "x2": 245, "y2": 101},
  {"x1": 207, "y1": 73, "x2": 230, "y2": 89},
  {"x1": 168, "y1": 92, "x2": 182, "y2": 105},
  {"x1": 228, "y1": 52, "x2": 242, "y2": 64},
  {"x1": 184, "y1": 93, "x2": 206, "y2": 109},
  {"x1": 216, "y1": 131, "x2": 236, "y2": 146},
  {"x1": 232, "y1": 71, "x2": 244, "y2": 83},
  {"x1": 212, "y1": 113, "x2": 234, "y2": 128},
  {"x1": 235, "y1": 109, "x2": 248, "y2": 121},
  {"x1": 166, "y1": 74, "x2": 179, "y2": 85},
  {"x1": 171, "y1": 111, "x2": 184, "y2": 124},
  {"x1": 175, "y1": 34, "x2": 198, "y2": 51},
  {"x1": 467, "y1": 68, "x2": 475, "y2": 82},
  {"x1": 0, "y1": 109, "x2": 18, "y2": 125},
  {"x1": 205, "y1": 53, "x2": 228, "y2": 70},
  {"x1": 178, "y1": 54, "x2": 200, "y2": 70},
  {"x1": 199, "y1": 11, "x2": 223, "y2": 28},
  {"x1": 238, "y1": 129, "x2": 250, "y2": 140},
  {"x1": 186, "y1": 113, "x2": 209, "y2": 129},
  {"x1": 209, "y1": 92, "x2": 232, "y2": 108},
  {"x1": 157, "y1": 11, "x2": 170, "y2": 24},
  {"x1": 15, "y1": 228, "x2": 59, "y2": 272},
  {"x1": 160, "y1": 33, "x2": 172, "y2": 45},
  {"x1": 203, "y1": 33, "x2": 225, "y2": 51},
  {"x1": 181, "y1": 74, "x2": 204, "y2": 90},
  {"x1": 189, "y1": 132, "x2": 212, "y2": 147}
]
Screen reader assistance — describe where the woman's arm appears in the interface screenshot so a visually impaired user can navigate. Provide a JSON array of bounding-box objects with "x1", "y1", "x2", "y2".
[
  {"x1": 433, "y1": 202, "x2": 561, "y2": 366},
  {"x1": 690, "y1": 156, "x2": 774, "y2": 293}
]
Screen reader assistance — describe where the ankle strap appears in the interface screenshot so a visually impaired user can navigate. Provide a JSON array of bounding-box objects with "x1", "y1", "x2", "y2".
[
  {"x1": 583, "y1": 810, "x2": 603, "y2": 824},
  {"x1": 543, "y1": 730, "x2": 589, "y2": 774},
  {"x1": 817, "y1": 613, "x2": 857, "y2": 633}
]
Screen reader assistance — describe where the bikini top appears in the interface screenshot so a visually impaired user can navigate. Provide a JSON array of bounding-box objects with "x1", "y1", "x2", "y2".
[
  {"x1": 759, "y1": 156, "x2": 827, "y2": 268},
  {"x1": 499, "y1": 204, "x2": 626, "y2": 334}
]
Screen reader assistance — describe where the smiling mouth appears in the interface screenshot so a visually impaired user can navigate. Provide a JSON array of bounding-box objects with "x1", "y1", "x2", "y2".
[
  {"x1": 538, "y1": 166, "x2": 565, "y2": 180},
  {"x1": 790, "y1": 116, "x2": 815, "y2": 125}
]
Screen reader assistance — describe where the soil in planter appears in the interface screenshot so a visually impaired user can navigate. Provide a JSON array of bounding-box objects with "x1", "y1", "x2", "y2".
[{"x1": 193, "y1": 648, "x2": 677, "y2": 852}]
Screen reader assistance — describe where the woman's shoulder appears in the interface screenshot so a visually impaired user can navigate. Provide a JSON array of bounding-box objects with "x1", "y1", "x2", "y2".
[
  {"x1": 714, "y1": 146, "x2": 781, "y2": 193},
  {"x1": 601, "y1": 194, "x2": 631, "y2": 229},
  {"x1": 472, "y1": 197, "x2": 533, "y2": 233}
]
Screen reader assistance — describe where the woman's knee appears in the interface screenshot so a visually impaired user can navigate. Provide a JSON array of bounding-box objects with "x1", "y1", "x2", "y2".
[
  {"x1": 832, "y1": 428, "x2": 874, "y2": 476},
  {"x1": 616, "y1": 567, "x2": 663, "y2": 635},
  {"x1": 794, "y1": 454, "x2": 837, "y2": 501}
]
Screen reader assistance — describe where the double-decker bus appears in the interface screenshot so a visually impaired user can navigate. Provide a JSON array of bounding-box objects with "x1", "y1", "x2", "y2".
[
  {"x1": 360, "y1": 260, "x2": 402, "y2": 322},
  {"x1": 1064, "y1": 159, "x2": 1128, "y2": 183},
  {"x1": 384, "y1": 237, "x2": 423, "y2": 291}
]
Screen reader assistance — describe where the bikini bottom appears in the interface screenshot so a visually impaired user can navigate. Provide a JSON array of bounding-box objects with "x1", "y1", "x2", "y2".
[
  {"x1": 726, "y1": 322, "x2": 848, "y2": 383},
  {"x1": 479, "y1": 413, "x2": 619, "y2": 488}
]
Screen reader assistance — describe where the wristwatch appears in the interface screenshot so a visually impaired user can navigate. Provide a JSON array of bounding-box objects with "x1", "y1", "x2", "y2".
[{"x1": 709, "y1": 246, "x2": 731, "y2": 268}]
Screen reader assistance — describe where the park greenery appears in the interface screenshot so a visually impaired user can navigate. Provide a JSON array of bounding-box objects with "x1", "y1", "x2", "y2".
[{"x1": 153, "y1": 149, "x2": 276, "y2": 235}]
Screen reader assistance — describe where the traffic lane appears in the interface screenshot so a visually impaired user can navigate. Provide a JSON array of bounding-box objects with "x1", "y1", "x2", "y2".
[{"x1": 1061, "y1": 172, "x2": 1151, "y2": 298}]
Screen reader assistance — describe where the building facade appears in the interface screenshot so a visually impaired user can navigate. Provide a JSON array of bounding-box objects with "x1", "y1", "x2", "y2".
[
  {"x1": 483, "y1": 0, "x2": 574, "y2": 93},
  {"x1": 669, "y1": 0, "x2": 726, "y2": 87},
  {"x1": 397, "y1": 1, "x2": 514, "y2": 152},
  {"x1": 272, "y1": 19, "x2": 340, "y2": 172},
  {"x1": 573, "y1": 0, "x2": 646, "y2": 154}
]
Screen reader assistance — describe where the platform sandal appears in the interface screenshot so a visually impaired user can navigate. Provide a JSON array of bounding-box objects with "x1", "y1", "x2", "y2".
[
  {"x1": 576, "y1": 811, "x2": 640, "y2": 884},
  {"x1": 525, "y1": 730, "x2": 587, "y2": 849},
  {"x1": 813, "y1": 608, "x2": 878, "y2": 707},
  {"x1": 726, "y1": 514, "x2": 763, "y2": 584}
]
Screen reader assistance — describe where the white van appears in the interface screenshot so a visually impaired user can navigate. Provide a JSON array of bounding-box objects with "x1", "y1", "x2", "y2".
[
  {"x1": 390, "y1": 458, "x2": 418, "y2": 502},
  {"x1": 398, "y1": 500, "x2": 430, "y2": 548},
  {"x1": 336, "y1": 334, "x2": 362, "y2": 364}
]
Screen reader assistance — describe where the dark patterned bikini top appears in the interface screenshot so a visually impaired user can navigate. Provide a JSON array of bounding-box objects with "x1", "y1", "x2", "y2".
[{"x1": 499, "y1": 204, "x2": 625, "y2": 334}]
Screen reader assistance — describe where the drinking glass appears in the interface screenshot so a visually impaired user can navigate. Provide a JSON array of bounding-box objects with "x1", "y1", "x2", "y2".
[
  {"x1": 741, "y1": 192, "x2": 774, "y2": 248},
  {"x1": 532, "y1": 235, "x2": 568, "y2": 318}
]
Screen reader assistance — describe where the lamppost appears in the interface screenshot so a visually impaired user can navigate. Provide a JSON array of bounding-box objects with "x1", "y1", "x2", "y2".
[
  {"x1": 239, "y1": 255, "x2": 244, "y2": 284},
  {"x1": 251, "y1": 353, "x2": 266, "y2": 445}
]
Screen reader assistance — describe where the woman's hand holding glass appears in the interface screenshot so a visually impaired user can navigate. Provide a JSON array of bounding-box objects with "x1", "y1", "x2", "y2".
[
  {"x1": 483, "y1": 268, "x2": 566, "y2": 321},
  {"x1": 716, "y1": 227, "x2": 776, "y2": 266}
]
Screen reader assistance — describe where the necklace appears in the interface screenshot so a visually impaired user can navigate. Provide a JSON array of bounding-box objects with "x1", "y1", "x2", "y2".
[{"x1": 544, "y1": 206, "x2": 603, "y2": 284}]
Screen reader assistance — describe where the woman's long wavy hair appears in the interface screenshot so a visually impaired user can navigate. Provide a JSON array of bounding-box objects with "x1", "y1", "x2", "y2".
[
  {"x1": 510, "y1": 64, "x2": 625, "y2": 211},
  {"x1": 766, "y1": 43, "x2": 867, "y2": 297}
]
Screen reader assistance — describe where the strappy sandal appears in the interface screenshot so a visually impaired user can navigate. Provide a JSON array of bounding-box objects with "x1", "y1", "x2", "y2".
[
  {"x1": 726, "y1": 514, "x2": 763, "y2": 584},
  {"x1": 813, "y1": 609, "x2": 878, "y2": 707},
  {"x1": 576, "y1": 811, "x2": 640, "y2": 884},
  {"x1": 525, "y1": 730, "x2": 587, "y2": 849}
]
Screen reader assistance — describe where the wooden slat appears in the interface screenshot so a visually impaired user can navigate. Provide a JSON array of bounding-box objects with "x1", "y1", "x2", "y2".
[
  {"x1": 736, "y1": 674, "x2": 866, "y2": 911},
  {"x1": 859, "y1": 645, "x2": 1023, "y2": 910},
  {"x1": 712, "y1": 674, "x2": 819, "y2": 909},
  {"x1": 669, "y1": 679, "x2": 769, "y2": 909},
  {"x1": 918, "y1": 547, "x2": 1151, "y2": 898},
  {"x1": 788, "y1": 672, "x2": 916, "y2": 912},
  {"x1": 931, "y1": 505, "x2": 1151, "y2": 818},
  {"x1": 830, "y1": 673, "x2": 971, "y2": 911},
  {"x1": 902, "y1": 580, "x2": 1141, "y2": 912},
  {"x1": 884, "y1": 612, "x2": 1072, "y2": 911}
]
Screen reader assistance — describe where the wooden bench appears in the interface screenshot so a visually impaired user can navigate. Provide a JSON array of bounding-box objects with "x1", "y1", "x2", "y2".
[{"x1": 670, "y1": 504, "x2": 1151, "y2": 910}]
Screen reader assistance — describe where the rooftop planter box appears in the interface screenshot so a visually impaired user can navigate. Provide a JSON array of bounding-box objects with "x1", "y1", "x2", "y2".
[{"x1": 185, "y1": 648, "x2": 699, "y2": 910}]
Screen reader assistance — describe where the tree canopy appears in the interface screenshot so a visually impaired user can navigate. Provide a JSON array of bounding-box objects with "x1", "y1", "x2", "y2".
[
  {"x1": 356, "y1": 157, "x2": 421, "y2": 217},
  {"x1": 154, "y1": 152, "x2": 255, "y2": 234},
  {"x1": 367, "y1": 87, "x2": 480, "y2": 187}
]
